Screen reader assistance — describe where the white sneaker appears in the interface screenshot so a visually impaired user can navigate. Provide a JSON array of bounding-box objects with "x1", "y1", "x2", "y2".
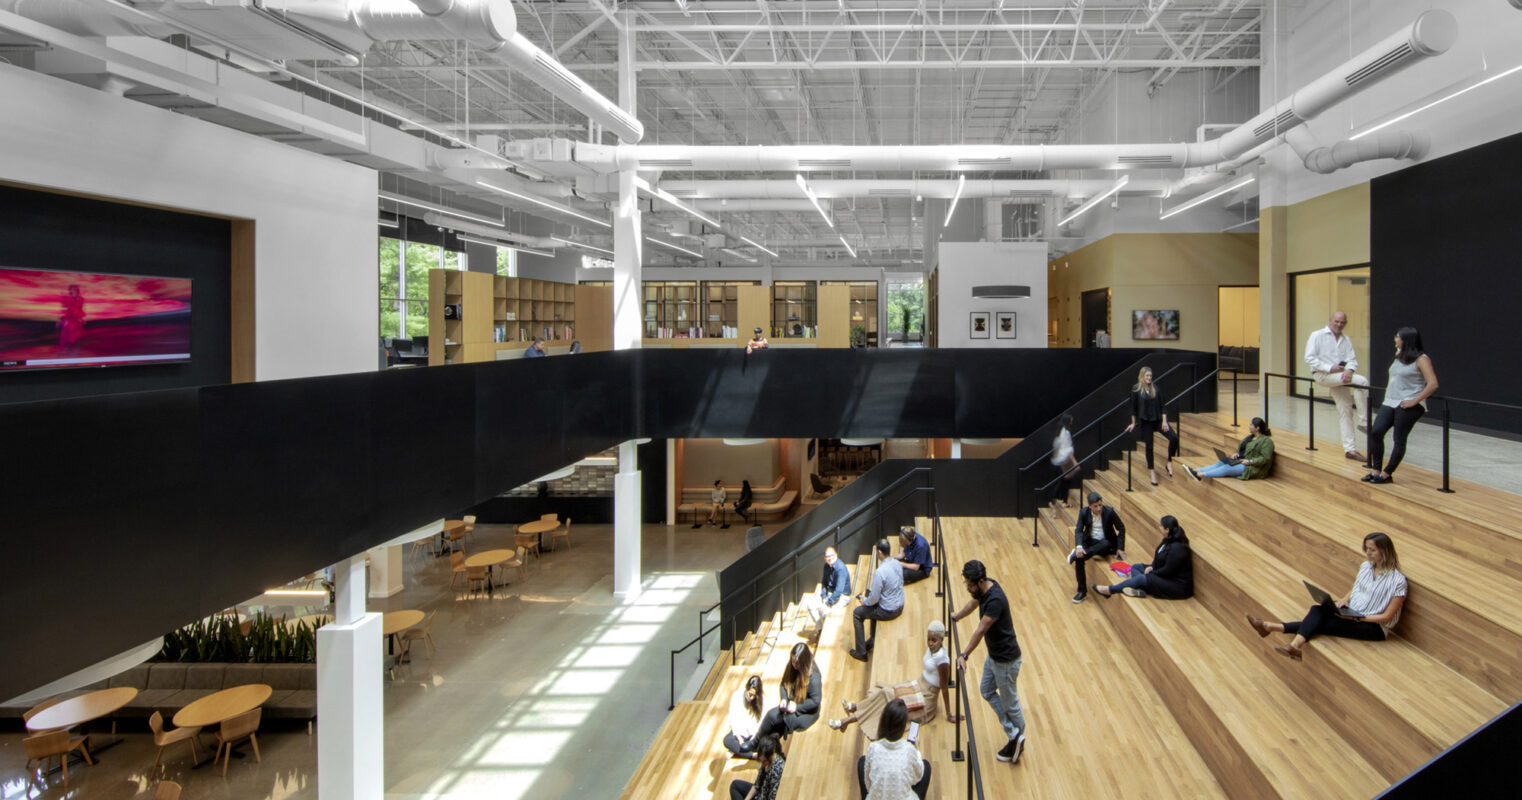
[{"x1": 1065, "y1": 549, "x2": 1077, "y2": 565}]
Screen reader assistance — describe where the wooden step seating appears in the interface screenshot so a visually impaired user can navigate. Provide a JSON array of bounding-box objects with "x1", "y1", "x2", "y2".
[
  {"x1": 937, "y1": 517, "x2": 1225, "y2": 799},
  {"x1": 1089, "y1": 462, "x2": 1507, "y2": 787},
  {"x1": 1176, "y1": 414, "x2": 1522, "y2": 700}
]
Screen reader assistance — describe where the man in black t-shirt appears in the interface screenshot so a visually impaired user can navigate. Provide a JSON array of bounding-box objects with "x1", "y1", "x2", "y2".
[{"x1": 950, "y1": 559, "x2": 1026, "y2": 764}]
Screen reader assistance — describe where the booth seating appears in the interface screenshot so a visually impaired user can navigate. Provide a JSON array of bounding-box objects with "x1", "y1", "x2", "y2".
[
  {"x1": 676, "y1": 475, "x2": 797, "y2": 525},
  {"x1": 1218, "y1": 345, "x2": 1259, "y2": 376},
  {"x1": 1, "y1": 663, "x2": 317, "y2": 722}
]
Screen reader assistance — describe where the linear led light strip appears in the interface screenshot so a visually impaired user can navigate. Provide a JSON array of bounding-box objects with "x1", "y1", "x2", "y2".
[
  {"x1": 720, "y1": 248, "x2": 758, "y2": 263},
  {"x1": 1159, "y1": 175, "x2": 1256, "y2": 220},
  {"x1": 457, "y1": 233, "x2": 554, "y2": 258},
  {"x1": 795, "y1": 174, "x2": 834, "y2": 228},
  {"x1": 473, "y1": 180, "x2": 612, "y2": 228},
  {"x1": 739, "y1": 236, "x2": 780, "y2": 258},
  {"x1": 1350, "y1": 62, "x2": 1522, "y2": 141},
  {"x1": 943, "y1": 175, "x2": 966, "y2": 227},
  {"x1": 552, "y1": 237, "x2": 614, "y2": 256},
  {"x1": 634, "y1": 177, "x2": 721, "y2": 228},
  {"x1": 838, "y1": 237, "x2": 857, "y2": 258},
  {"x1": 380, "y1": 192, "x2": 502, "y2": 227},
  {"x1": 1058, "y1": 175, "x2": 1129, "y2": 226},
  {"x1": 649, "y1": 237, "x2": 704, "y2": 259}
]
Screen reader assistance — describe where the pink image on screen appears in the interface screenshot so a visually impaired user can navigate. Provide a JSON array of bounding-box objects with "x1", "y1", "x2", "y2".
[{"x1": 0, "y1": 267, "x2": 192, "y2": 371}]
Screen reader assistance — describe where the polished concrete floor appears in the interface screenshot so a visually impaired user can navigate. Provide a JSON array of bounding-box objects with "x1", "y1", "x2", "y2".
[{"x1": 0, "y1": 520, "x2": 761, "y2": 800}]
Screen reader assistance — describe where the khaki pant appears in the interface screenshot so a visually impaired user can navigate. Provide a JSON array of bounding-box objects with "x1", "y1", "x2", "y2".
[{"x1": 1312, "y1": 370, "x2": 1370, "y2": 453}]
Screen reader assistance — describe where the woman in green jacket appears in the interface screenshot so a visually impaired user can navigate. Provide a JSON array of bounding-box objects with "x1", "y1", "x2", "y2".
[{"x1": 1186, "y1": 418, "x2": 1274, "y2": 480}]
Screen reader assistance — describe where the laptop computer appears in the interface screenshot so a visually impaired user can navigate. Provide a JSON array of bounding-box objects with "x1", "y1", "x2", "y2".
[
  {"x1": 1213, "y1": 446, "x2": 1242, "y2": 464},
  {"x1": 1303, "y1": 580, "x2": 1364, "y2": 619}
]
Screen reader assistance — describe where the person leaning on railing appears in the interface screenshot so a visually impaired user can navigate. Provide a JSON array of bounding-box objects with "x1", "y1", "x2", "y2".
[
  {"x1": 1184, "y1": 418, "x2": 1275, "y2": 481},
  {"x1": 1364, "y1": 327, "x2": 1439, "y2": 485}
]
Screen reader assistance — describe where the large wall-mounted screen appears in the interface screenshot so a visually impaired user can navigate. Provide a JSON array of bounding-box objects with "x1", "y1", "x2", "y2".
[{"x1": 0, "y1": 267, "x2": 192, "y2": 371}]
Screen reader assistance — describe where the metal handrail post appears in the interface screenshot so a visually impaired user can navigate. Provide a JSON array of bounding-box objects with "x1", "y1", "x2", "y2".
[
  {"x1": 1232, "y1": 370, "x2": 1240, "y2": 427},
  {"x1": 669, "y1": 651, "x2": 676, "y2": 710},
  {"x1": 1440, "y1": 401, "x2": 1455, "y2": 493},
  {"x1": 1365, "y1": 400, "x2": 1375, "y2": 469},
  {"x1": 1305, "y1": 382, "x2": 1316, "y2": 450},
  {"x1": 1126, "y1": 449, "x2": 1133, "y2": 492},
  {"x1": 1264, "y1": 374, "x2": 1272, "y2": 427}
]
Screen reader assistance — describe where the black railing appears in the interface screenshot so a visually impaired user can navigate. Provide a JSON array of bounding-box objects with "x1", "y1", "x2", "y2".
[
  {"x1": 1264, "y1": 372, "x2": 1522, "y2": 494},
  {"x1": 1379, "y1": 700, "x2": 1522, "y2": 797},
  {"x1": 667, "y1": 600, "x2": 725, "y2": 710},
  {"x1": 933, "y1": 506, "x2": 987, "y2": 800}
]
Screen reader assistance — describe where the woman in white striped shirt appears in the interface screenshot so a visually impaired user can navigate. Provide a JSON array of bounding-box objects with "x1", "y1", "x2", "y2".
[{"x1": 1245, "y1": 532, "x2": 1407, "y2": 661}]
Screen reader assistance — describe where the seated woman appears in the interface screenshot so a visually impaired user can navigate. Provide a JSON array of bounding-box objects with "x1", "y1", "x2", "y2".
[
  {"x1": 724, "y1": 675, "x2": 766, "y2": 758},
  {"x1": 729, "y1": 734, "x2": 784, "y2": 800},
  {"x1": 828, "y1": 620, "x2": 955, "y2": 735},
  {"x1": 1186, "y1": 418, "x2": 1274, "y2": 480},
  {"x1": 1246, "y1": 532, "x2": 1407, "y2": 661},
  {"x1": 757, "y1": 643, "x2": 821, "y2": 739},
  {"x1": 855, "y1": 699, "x2": 931, "y2": 800},
  {"x1": 734, "y1": 479, "x2": 754, "y2": 521},
  {"x1": 1092, "y1": 515, "x2": 1193, "y2": 599}
]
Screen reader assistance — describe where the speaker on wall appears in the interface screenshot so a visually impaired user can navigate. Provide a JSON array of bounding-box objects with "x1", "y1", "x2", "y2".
[{"x1": 444, "y1": 303, "x2": 462, "y2": 320}]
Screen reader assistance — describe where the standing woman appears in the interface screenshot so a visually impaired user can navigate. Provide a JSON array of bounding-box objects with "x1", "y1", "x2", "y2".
[
  {"x1": 1246, "y1": 533, "x2": 1407, "y2": 660},
  {"x1": 1124, "y1": 366, "x2": 1179, "y2": 485},
  {"x1": 1365, "y1": 327, "x2": 1438, "y2": 484},
  {"x1": 1049, "y1": 414, "x2": 1080, "y2": 512},
  {"x1": 758, "y1": 643, "x2": 822, "y2": 740}
]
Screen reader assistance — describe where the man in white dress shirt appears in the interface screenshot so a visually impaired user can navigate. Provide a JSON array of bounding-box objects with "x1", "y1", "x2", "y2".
[{"x1": 1304, "y1": 311, "x2": 1370, "y2": 461}]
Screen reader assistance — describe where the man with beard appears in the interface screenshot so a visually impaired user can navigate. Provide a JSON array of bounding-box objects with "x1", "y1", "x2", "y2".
[{"x1": 950, "y1": 559, "x2": 1026, "y2": 764}]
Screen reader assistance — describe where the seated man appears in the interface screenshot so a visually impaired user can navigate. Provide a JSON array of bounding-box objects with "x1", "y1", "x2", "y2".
[
  {"x1": 803, "y1": 546, "x2": 852, "y2": 626},
  {"x1": 694, "y1": 479, "x2": 728, "y2": 529},
  {"x1": 850, "y1": 539, "x2": 905, "y2": 662},
  {"x1": 895, "y1": 525, "x2": 934, "y2": 585},
  {"x1": 523, "y1": 337, "x2": 548, "y2": 358},
  {"x1": 1068, "y1": 492, "x2": 1126, "y2": 605}
]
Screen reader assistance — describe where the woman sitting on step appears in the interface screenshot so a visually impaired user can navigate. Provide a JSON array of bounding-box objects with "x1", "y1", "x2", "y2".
[
  {"x1": 723, "y1": 675, "x2": 766, "y2": 758},
  {"x1": 856, "y1": 699, "x2": 932, "y2": 800},
  {"x1": 728, "y1": 734, "x2": 784, "y2": 800},
  {"x1": 1092, "y1": 515, "x2": 1193, "y2": 599},
  {"x1": 827, "y1": 620, "x2": 955, "y2": 736},
  {"x1": 1184, "y1": 417, "x2": 1275, "y2": 481},
  {"x1": 1245, "y1": 532, "x2": 1407, "y2": 661},
  {"x1": 757, "y1": 643, "x2": 822, "y2": 740}
]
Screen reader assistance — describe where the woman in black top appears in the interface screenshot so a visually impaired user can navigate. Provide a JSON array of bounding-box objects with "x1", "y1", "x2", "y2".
[
  {"x1": 1092, "y1": 515, "x2": 1192, "y2": 599},
  {"x1": 1124, "y1": 366, "x2": 1179, "y2": 485},
  {"x1": 758, "y1": 643, "x2": 823, "y2": 739},
  {"x1": 734, "y1": 479, "x2": 754, "y2": 522}
]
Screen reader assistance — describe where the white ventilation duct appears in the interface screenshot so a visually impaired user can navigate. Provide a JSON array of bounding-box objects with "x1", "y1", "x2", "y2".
[
  {"x1": 0, "y1": 0, "x2": 175, "y2": 36},
  {"x1": 659, "y1": 179, "x2": 1172, "y2": 200},
  {"x1": 1284, "y1": 126, "x2": 1429, "y2": 175},
  {"x1": 586, "y1": 10, "x2": 1454, "y2": 173}
]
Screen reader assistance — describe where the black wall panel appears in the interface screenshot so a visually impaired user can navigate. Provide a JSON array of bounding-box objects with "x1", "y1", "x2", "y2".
[
  {"x1": 1371, "y1": 129, "x2": 1522, "y2": 433},
  {"x1": 0, "y1": 184, "x2": 231, "y2": 403}
]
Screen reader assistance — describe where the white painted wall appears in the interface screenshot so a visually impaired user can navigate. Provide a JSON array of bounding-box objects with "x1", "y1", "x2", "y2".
[
  {"x1": 934, "y1": 242, "x2": 1049, "y2": 348},
  {"x1": 0, "y1": 64, "x2": 376, "y2": 380}
]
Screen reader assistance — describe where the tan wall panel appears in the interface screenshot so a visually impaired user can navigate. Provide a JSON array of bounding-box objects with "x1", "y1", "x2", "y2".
[
  {"x1": 816, "y1": 284, "x2": 851, "y2": 347},
  {"x1": 680, "y1": 439, "x2": 781, "y2": 488},
  {"x1": 575, "y1": 284, "x2": 614, "y2": 352},
  {"x1": 1286, "y1": 183, "x2": 1370, "y2": 273},
  {"x1": 229, "y1": 219, "x2": 256, "y2": 383},
  {"x1": 737, "y1": 285, "x2": 770, "y2": 343}
]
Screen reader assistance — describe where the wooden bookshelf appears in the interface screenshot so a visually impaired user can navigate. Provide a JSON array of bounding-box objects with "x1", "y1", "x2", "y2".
[{"x1": 430, "y1": 270, "x2": 593, "y2": 364}]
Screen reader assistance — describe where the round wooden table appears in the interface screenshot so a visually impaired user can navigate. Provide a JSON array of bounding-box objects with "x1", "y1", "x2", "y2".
[
  {"x1": 173, "y1": 684, "x2": 272, "y2": 729},
  {"x1": 465, "y1": 549, "x2": 519, "y2": 592},
  {"x1": 518, "y1": 518, "x2": 559, "y2": 551},
  {"x1": 382, "y1": 609, "x2": 425, "y2": 654},
  {"x1": 26, "y1": 687, "x2": 138, "y2": 732}
]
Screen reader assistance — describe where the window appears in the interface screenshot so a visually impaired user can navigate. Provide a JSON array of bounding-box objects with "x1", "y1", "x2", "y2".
[
  {"x1": 378, "y1": 236, "x2": 460, "y2": 340},
  {"x1": 1292, "y1": 266, "x2": 1370, "y2": 387},
  {"x1": 886, "y1": 278, "x2": 926, "y2": 343}
]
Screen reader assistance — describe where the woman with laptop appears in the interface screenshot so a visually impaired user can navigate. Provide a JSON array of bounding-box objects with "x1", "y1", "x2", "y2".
[
  {"x1": 1245, "y1": 532, "x2": 1407, "y2": 661},
  {"x1": 1184, "y1": 417, "x2": 1275, "y2": 481}
]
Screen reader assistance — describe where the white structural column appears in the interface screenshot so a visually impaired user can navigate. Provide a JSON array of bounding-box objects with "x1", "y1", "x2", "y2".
[
  {"x1": 366, "y1": 545, "x2": 403, "y2": 598},
  {"x1": 318, "y1": 554, "x2": 383, "y2": 800},
  {"x1": 612, "y1": 12, "x2": 643, "y2": 602}
]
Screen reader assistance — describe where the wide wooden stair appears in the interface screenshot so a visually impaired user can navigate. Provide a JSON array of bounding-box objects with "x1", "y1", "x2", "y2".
[{"x1": 627, "y1": 411, "x2": 1519, "y2": 798}]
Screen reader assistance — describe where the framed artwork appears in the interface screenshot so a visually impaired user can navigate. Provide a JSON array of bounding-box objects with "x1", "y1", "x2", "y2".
[
  {"x1": 969, "y1": 311, "x2": 990, "y2": 339},
  {"x1": 996, "y1": 311, "x2": 1017, "y2": 339},
  {"x1": 1131, "y1": 309, "x2": 1180, "y2": 340}
]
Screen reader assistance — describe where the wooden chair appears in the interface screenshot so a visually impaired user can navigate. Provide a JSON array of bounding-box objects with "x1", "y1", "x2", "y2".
[
  {"x1": 515, "y1": 526, "x2": 541, "y2": 562},
  {"x1": 399, "y1": 611, "x2": 436, "y2": 659},
  {"x1": 408, "y1": 536, "x2": 435, "y2": 562},
  {"x1": 23, "y1": 729, "x2": 91, "y2": 788},
  {"x1": 550, "y1": 518, "x2": 573, "y2": 551},
  {"x1": 462, "y1": 514, "x2": 478, "y2": 548},
  {"x1": 21, "y1": 696, "x2": 62, "y2": 725},
  {"x1": 445, "y1": 526, "x2": 467, "y2": 554},
  {"x1": 448, "y1": 551, "x2": 467, "y2": 590},
  {"x1": 156, "y1": 780, "x2": 182, "y2": 800},
  {"x1": 540, "y1": 513, "x2": 558, "y2": 523},
  {"x1": 149, "y1": 711, "x2": 200, "y2": 772},
  {"x1": 465, "y1": 565, "x2": 490, "y2": 597},
  {"x1": 214, "y1": 707, "x2": 262, "y2": 777}
]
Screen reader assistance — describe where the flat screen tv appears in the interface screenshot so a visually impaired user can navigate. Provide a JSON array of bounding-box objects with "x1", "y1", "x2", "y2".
[
  {"x1": 0, "y1": 267, "x2": 192, "y2": 371},
  {"x1": 1131, "y1": 309, "x2": 1180, "y2": 340}
]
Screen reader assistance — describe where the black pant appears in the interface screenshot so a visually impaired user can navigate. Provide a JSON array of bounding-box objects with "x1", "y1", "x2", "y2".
[
  {"x1": 1051, "y1": 470, "x2": 1076, "y2": 505},
  {"x1": 902, "y1": 567, "x2": 932, "y2": 585},
  {"x1": 729, "y1": 779, "x2": 753, "y2": 800},
  {"x1": 1283, "y1": 604, "x2": 1386, "y2": 643},
  {"x1": 1369, "y1": 404, "x2": 1424, "y2": 475},
  {"x1": 1134, "y1": 419, "x2": 1179, "y2": 469},
  {"x1": 758, "y1": 705, "x2": 816, "y2": 739},
  {"x1": 723, "y1": 731, "x2": 756, "y2": 757},
  {"x1": 853, "y1": 603, "x2": 903, "y2": 652},
  {"x1": 1073, "y1": 538, "x2": 1118, "y2": 594},
  {"x1": 857, "y1": 754, "x2": 931, "y2": 799}
]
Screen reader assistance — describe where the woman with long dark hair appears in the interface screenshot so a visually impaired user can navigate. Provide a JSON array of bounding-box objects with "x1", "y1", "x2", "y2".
[
  {"x1": 1246, "y1": 533, "x2": 1407, "y2": 660},
  {"x1": 724, "y1": 675, "x2": 766, "y2": 758},
  {"x1": 1123, "y1": 366, "x2": 1179, "y2": 485},
  {"x1": 855, "y1": 699, "x2": 932, "y2": 800},
  {"x1": 1185, "y1": 418, "x2": 1274, "y2": 481},
  {"x1": 728, "y1": 734, "x2": 784, "y2": 800},
  {"x1": 1364, "y1": 327, "x2": 1438, "y2": 484},
  {"x1": 1092, "y1": 515, "x2": 1193, "y2": 599},
  {"x1": 757, "y1": 643, "x2": 822, "y2": 739}
]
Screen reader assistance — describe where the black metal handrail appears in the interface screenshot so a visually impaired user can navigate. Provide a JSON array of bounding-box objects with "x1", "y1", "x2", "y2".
[
  {"x1": 933, "y1": 505, "x2": 986, "y2": 799},
  {"x1": 1263, "y1": 371, "x2": 1522, "y2": 495},
  {"x1": 1017, "y1": 361, "x2": 1201, "y2": 473}
]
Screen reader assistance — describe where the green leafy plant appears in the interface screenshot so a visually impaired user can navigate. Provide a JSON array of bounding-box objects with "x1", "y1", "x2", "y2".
[{"x1": 154, "y1": 611, "x2": 318, "y2": 664}]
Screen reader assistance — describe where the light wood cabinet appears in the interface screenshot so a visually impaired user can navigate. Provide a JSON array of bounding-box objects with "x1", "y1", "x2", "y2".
[{"x1": 429, "y1": 270, "x2": 598, "y2": 364}]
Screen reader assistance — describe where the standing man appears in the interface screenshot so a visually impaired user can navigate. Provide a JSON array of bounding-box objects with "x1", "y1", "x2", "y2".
[
  {"x1": 1067, "y1": 492, "x2": 1126, "y2": 604},
  {"x1": 803, "y1": 546, "x2": 852, "y2": 626},
  {"x1": 849, "y1": 539, "x2": 904, "y2": 662},
  {"x1": 895, "y1": 525, "x2": 934, "y2": 585},
  {"x1": 951, "y1": 560, "x2": 1025, "y2": 764},
  {"x1": 1304, "y1": 311, "x2": 1371, "y2": 461}
]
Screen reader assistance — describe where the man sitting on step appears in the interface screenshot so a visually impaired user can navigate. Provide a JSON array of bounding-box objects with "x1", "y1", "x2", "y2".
[
  {"x1": 849, "y1": 539, "x2": 905, "y2": 662},
  {"x1": 895, "y1": 525, "x2": 935, "y2": 585},
  {"x1": 802, "y1": 546, "x2": 852, "y2": 628},
  {"x1": 1068, "y1": 492, "x2": 1127, "y2": 604}
]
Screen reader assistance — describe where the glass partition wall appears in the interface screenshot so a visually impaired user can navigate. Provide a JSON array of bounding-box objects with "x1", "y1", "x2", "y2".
[{"x1": 1291, "y1": 265, "x2": 1371, "y2": 390}]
